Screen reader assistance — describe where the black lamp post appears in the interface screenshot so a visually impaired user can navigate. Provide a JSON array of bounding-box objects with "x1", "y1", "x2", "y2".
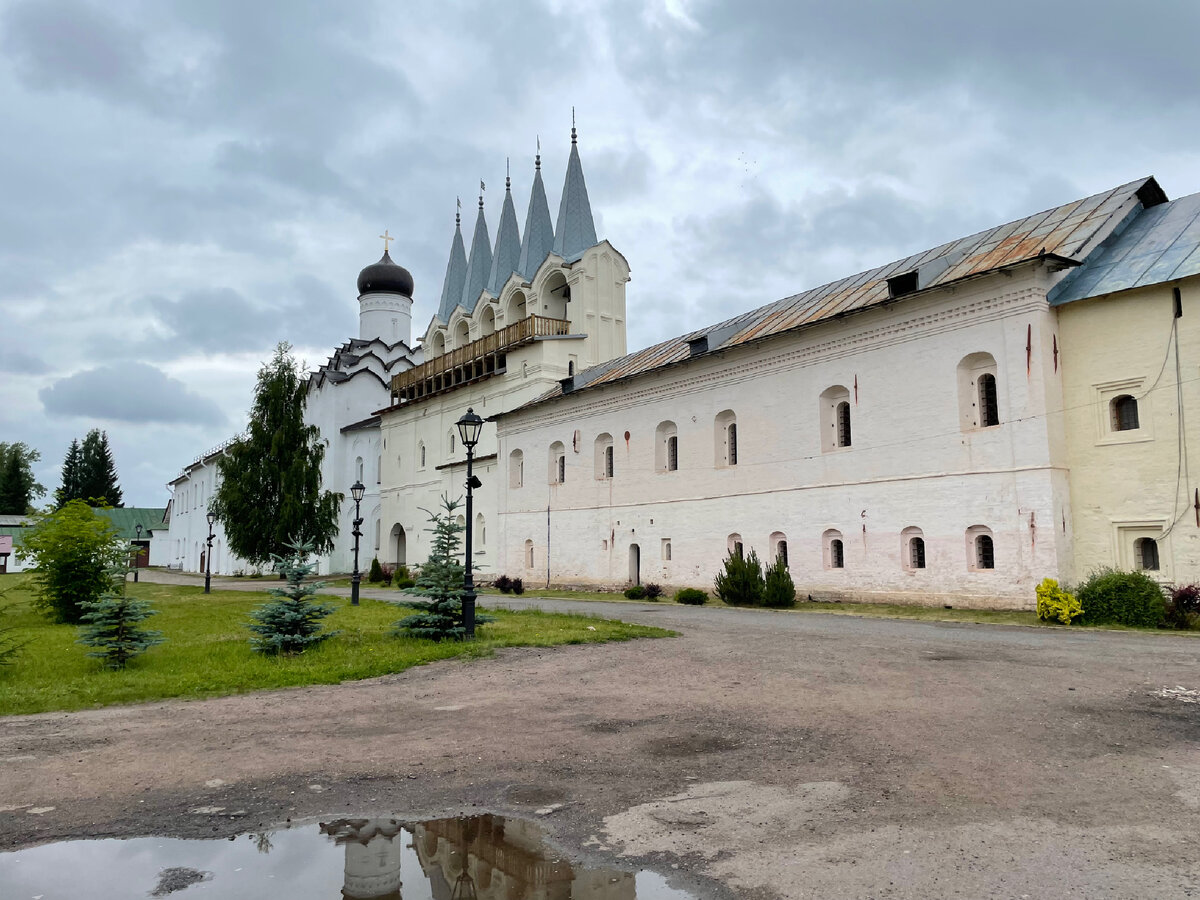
[
  {"x1": 133, "y1": 523, "x2": 143, "y2": 583},
  {"x1": 456, "y1": 407, "x2": 484, "y2": 638},
  {"x1": 204, "y1": 511, "x2": 215, "y2": 594},
  {"x1": 350, "y1": 480, "x2": 365, "y2": 606}
]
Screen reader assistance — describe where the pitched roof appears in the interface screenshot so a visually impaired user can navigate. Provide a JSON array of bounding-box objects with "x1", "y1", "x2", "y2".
[
  {"x1": 487, "y1": 177, "x2": 523, "y2": 295},
  {"x1": 460, "y1": 199, "x2": 493, "y2": 314},
  {"x1": 552, "y1": 130, "x2": 597, "y2": 262},
  {"x1": 96, "y1": 507, "x2": 168, "y2": 539},
  {"x1": 519, "y1": 157, "x2": 555, "y2": 279},
  {"x1": 437, "y1": 216, "x2": 468, "y2": 322},
  {"x1": 1049, "y1": 190, "x2": 1200, "y2": 305},
  {"x1": 510, "y1": 177, "x2": 1165, "y2": 412}
]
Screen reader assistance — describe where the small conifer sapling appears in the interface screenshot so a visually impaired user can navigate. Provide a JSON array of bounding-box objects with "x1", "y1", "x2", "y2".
[
  {"x1": 247, "y1": 540, "x2": 339, "y2": 654},
  {"x1": 76, "y1": 565, "x2": 164, "y2": 668}
]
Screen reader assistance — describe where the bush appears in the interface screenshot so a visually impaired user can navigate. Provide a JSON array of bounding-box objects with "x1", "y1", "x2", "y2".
[
  {"x1": 367, "y1": 557, "x2": 384, "y2": 583},
  {"x1": 643, "y1": 582, "x2": 663, "y2": 600},
  {"x1": 1075, "y1": 568, "x2": 1166, "y2": 628},
  {"x1": 394, "y1": 577, "x2": 415, "y2": 590},
  {"x1": 494, "y1": 574, "x2": 513, "y2": 594},
  {"x1": 675, "y1": 588, "x2": 707, "y2": 605},
  {"x1": 763, "y1": 556, "x2": 796, "y2": 608},
  {"x1": 1164, "y1": 583, "x2": 1200, "y2": 630},
  {"x1": 624, "y1": 585, "x2": 647, "y2": 599},
  {"x1": 0, "y1": 597, "x2": 26, "y2": 667},
  {"x1": 396, "y1": 565, "x2": 411, "y2": 582},
  {"x1": 1036, "y1": 577, "x2": 1083, "y2": 625},
  {"x1": 510, "y1": 577, "x2": 524, "y2": 595},
  {"x1": 76, "y1": 566, "x2": 165, "y2": 669},
  {"x1": 714, "y1": 549, "x2": 764, "y2": 606},
  {"x1": 19, "y1": 500, "x2": 129, "y2": 624},
  {"x1": 247, "y1": 540, "x2": 339, "y2": 654}
]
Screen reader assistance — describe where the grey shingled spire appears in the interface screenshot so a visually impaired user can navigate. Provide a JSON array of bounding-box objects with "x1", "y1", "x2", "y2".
[
  {"x1": 437, "y1": 204, "x2": 468, "y2": 322},
  {"x1": 487, "y1": 162, "x2": 523, "y2": 295},
  {"x1": 552, "y1": 118, "x2": 597, "y2": 261},
  {"x1": 460, "y1": 188, "x2": 493, "y2": 313},
  {"x1": 518, "y1": 140, "x2": 555, "y2": 279}
]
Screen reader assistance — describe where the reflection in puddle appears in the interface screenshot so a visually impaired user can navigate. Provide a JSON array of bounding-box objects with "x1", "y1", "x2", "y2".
[{"x1": 0, "y1": 814, "x2": 695, "y2": 899}]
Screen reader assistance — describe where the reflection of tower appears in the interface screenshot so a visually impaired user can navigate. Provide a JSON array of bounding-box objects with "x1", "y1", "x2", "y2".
[
  {"x1": 321, "y1": 818, "x2": 405, "y2": 899},
  {"x1": 412, "y1": 815, "x2": 636, "y2": 900}
]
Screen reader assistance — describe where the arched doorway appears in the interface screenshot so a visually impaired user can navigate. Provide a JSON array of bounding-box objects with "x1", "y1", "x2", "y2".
[
  {"x1": 629, "y1": 543, "x2": 640, "y2": 585},
  {"x1": 391, "y1": 524, "x2": 406, "y2": 566}
]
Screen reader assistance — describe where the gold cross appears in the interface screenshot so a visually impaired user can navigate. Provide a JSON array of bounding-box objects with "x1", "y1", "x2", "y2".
[{"x1": 379, "y1": 229, "x2": 394, "y2": 253}]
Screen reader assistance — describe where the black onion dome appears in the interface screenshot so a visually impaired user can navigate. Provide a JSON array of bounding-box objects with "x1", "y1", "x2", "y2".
[{"x1": 357, "y1": 249, "x2": 414, "y2": 297}]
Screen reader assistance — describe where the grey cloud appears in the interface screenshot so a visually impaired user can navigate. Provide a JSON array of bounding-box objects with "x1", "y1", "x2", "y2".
[
  {"x1": 40, "y1": 362, "x2": 226, "y2": 426},
  {"x1": 0, "y1": 347, "x2": 50, "y2": 375}
]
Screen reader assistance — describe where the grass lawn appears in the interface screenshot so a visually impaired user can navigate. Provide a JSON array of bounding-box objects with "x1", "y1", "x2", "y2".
[{"x1": 0, "y1": 574, "x2": 672, "y2": 716}]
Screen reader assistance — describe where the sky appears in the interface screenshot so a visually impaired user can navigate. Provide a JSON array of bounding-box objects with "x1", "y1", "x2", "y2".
[{"x1": 2, "y1": 0, "x2": 1199, "y2": 508}]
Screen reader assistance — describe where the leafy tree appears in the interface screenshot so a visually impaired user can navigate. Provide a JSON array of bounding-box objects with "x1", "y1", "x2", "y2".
[
  {"x1": 0, "y1": 442, "x2": 45, "y2": 514},
  {"x1": 247, "y1": 540, "x2": 338, "y2": 654},
  {"x1": 77, "y1": 564, "x2": 164, "y2": 669},
  {"x1": 78, "y1": 429, "x2": 123, "y2": 507},
  {"x1": 19, "y1": 500, "x2": 128, "y2": 623},
  {"x1": 210, "y1": 343, "x2": 341, "y2": 568},
  {"x1": 55, "y1": 439, "x2": 82, "y2": 508},
  {"x1": 395, "y1": 496, "x2": 493, "y2": 641}
]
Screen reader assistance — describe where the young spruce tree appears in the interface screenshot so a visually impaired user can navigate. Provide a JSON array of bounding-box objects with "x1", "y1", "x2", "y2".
[
  {"x1": 247, "y1": 540, "x2": 339, "y2": 654},
  {"x1": 395, "y1": 496, "x2": 493, "y2": 641},
  {"x1": 77, "y1": 563, "x2": 164, "y2": 669}
]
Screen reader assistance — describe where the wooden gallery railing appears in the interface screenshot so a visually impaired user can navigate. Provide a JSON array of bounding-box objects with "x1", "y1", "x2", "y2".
[{"x1": 390, "y1": 314, "x2": 571, "y2": 403}]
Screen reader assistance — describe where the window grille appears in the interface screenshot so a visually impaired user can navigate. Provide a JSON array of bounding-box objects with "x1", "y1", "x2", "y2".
[
  {"x1": 836, "y1": 401, "x2": 852, "y2": 447},
  {"x1": 1111, "y1": 395, "x2": 1139, "y2": 431},
  {"x1": 605, "y1": 445, "x2": 614, "y2": 478},
  {"x1": 975, "y1": 535, "x2": 995, "y2": 569},
  {"x1": 557, "y1": 455, "x2": 566, "y2": 484},
  {"x1": 910, "y1": 537, "x2": 926, "y2": 569},
  {"x1": 777, "y1": 541, "x2": 788, "y2": 567},
  {"x1": 978, "y1": 374, "x2": 999, "y2": 427},
  {"x1": 728, "y1": 423, "x2": 738, "y2": 465},
  {"x1": 667, "y1": 435, "x2": 678, "y2": 471},
  {"x1": 1135, "y1": 537, "x2": 1159, "y2": 571},
  {"x1": 830, "y1": 539, "x2": 844, "y2": 568}
]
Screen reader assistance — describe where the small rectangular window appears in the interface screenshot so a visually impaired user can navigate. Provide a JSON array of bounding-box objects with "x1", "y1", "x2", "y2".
[
  {"x1": 667, "y1": 435, "x2": 678, "y2": 471},
  {"x1": 662, "y1": 538, "x2": 672, "y2": 561},
  {"x1": 910, "y1": 537, "x2": 926, "y2": 569},
  {"x1": 557, "y1": 455, "x2": 566, "y2": 484},
  {"x1": 605, "y1": 445, "x2": 614, "y2": 478},
  {"x1": 728, "y1": 424, "x2": 738, "y2": 466}
]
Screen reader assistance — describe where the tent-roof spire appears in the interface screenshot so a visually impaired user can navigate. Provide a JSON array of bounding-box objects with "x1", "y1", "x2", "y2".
[
  {"x1": 553, "y1": 113, "x2": 597, "y2": 261},
  {"x1": 519, "y1": 143, "x2": 555, "y2": 279},
  {"x1": 488, "y1": 159, "x2": 523, "y2": 294},
  {"x1": 459, "y1": 183, "x2": 492, "y2": 313},
  {"x1": 436, "y1": 200, "x2": 468, "y2": 322}
]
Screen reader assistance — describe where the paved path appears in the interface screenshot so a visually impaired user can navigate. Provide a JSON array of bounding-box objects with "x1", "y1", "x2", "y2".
[{"x1": 4, "y1": 570, "x2": 1199, "y2": 899}]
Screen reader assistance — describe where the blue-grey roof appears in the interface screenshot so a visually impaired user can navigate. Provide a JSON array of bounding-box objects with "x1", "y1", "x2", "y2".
[
  {"x1": 518, "y1": 159, "x2": 555, "y2": 279},
  {"x1": 487, "y1": 178, "x2": 523, "y2": 295},
  {"x1": 1049, "y1": 191, "x2": 1200, "y2": 305},
  {"x1": 460, "y1": 199, "x2": 493, "y2": 313},
  {"x1": 437, "y1": 217, "x2": 468, "y2": 322},
  {"x1": 552, "y1": 131, "x2": 597, "y2": 262}
]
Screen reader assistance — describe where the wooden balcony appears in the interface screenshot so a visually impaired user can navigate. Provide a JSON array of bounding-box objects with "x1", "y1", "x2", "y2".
[{"x1": 390, "y1": 314, "x2": 571, "y2": 403}]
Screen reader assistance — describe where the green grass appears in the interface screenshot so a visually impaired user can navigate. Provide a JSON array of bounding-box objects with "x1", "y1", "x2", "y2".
[{"x1": 0, "y1": 574, "x2": 672, "y2": 716}]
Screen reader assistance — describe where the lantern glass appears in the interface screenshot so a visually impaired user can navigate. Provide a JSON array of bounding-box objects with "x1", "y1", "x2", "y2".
[
  {"x1": 206, "y1": 511, "x2": 216, "y2": 528},
  {"x1": 351, "y1": 480, "x2": 365, "y2": 502},
  {"x1": 456, "y1": 408, "x2": 484, "y2": 449}
]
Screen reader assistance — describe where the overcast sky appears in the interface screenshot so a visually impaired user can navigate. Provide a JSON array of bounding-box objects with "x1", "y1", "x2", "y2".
[{"x1": 2, "y1": 0, "x2": 1199, "y2": 508}]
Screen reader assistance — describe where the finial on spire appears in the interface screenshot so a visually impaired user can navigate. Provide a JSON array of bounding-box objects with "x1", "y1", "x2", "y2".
[
  {"x1": 506, "y1": 157, "x2": 511, "y2": 190},
  {"x1": 456, "y1": 196, "x2": 461, "y2": 227},
  {"x1": 571, "y1": 107, "x2": 577, "y2": 143},
  {"x1": 479, "y1": 180, "x2": 485, "y2": 208},
  {"x1": 536, "y1": 135, "x2": 541, "y2": 170},
  {"x1": 379, "y1": 229, "x2": 394, "y2": 254}
]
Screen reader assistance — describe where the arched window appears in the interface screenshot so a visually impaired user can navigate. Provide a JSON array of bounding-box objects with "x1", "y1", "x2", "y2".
[
  {"x1": 431, "y1": 330, "x2": 446, "y2": 357},
  {"x1": 715, "y1": 410, "x2": 738, "y2": 467},
  {"x1": 355, "y1": 457, "x2": 364, "y2": 482},
  {"x1": 966, "y1": 525, "x2": 995, "y2": 571},
  {"x1": 770, "y1": 532, "x2": 788, "y2": 567},
  {"x1": 1111, "y1": 395, "x2": 1139, "y2": 432},
  {"x1": 476, "y1": 513, "x2": 486, "y2": 549},
  {"x1": 507, "y1": 290, "x2": 527, "y2": 323},
  {"x1": 453, "y1": 318, "x2": 470, "y2": 348},
  {"x1": 958, "y1": 352, "x2": 1000, "y2": 430},
  {"x1": 902, "y1": 526, "x2": 926, "y2": 570},
  {"x1": 374, "y1": 519, "x2": 380, "y2": 551},
  {"x1": 509, "y1": 449, "x2": 524, "y2": 488},
  {"x1": 820, "y1": 386, "x2": 852, "y2": 451},
  {"x1": 418, "y1": 441, "x2": 426, "y2": 468},
  {"x1": 655, "y1": 421, "x2": 678, "y2": 472},
  {"x1": 1135, "y1": 537, "x2": 1159, "y2": 571},
  {"x1": 525, "y1": 539, "x2": 535, "y2": 569},
  {"x1": 823, "y1": 529, "x2": 844, "y2": 569},
  {"x1": 727, "y1": 533, "x2": 744, "y2": 558},
  {"x1": 661, "y1": 539, "x2": 672, "y2": 561},
  {"x1": 594, "y1": 433, "x2": 614, "y2": 479},
  {"x1": 479, "y1": 305, "x2": 496, "y2": 337},
  {"x1": 549, "y1": 441, "x2": 566, "y2": 484},
  {"x1": 376, "y1": 454, "x2": 381, "y2": 484},
  {"x1": 448, "y1": 431, "x2": 456, "y2": 456}
]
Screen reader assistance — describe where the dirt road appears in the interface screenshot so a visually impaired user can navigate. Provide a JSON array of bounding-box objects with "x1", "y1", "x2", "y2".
[{"x1": 2, "y1": 580, "x2": 1198, "y2": 898}]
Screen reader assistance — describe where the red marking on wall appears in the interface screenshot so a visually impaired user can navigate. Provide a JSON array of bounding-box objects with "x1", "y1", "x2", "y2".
[
  {"x1": 1026, "y1": 324, "x2": 1032, "y2": 378},
  {"x1": 624, "y1": 430, "x2": 630, "y2": 446},
  {"x1": 1052, "y1": 335, "x2": 1059, "y2": 372}
]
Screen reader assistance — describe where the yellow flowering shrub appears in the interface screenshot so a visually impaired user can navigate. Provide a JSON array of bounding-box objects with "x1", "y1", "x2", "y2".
[{"x1": 1036, "y1": 577, "x2": 1083, "y2": 625}]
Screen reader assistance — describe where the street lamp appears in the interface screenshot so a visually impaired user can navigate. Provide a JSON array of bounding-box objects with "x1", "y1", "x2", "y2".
[
  {"x1": 456, "y1": 407, "x2": 484, "y2": 638},
  {"x1": 350, "y1": 480, "x2": 365, "y2": 606},
  {"x1": 133, "y1": 523, "x2": 143, "y2": 583},
  {"x1": 205, "y1": 511, "x2": 216, "y2": 594}
]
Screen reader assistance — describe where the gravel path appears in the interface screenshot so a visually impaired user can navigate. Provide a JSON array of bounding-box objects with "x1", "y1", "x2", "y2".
[{"x1": 2, "y1": 570, "x2": 1198, "y2": 899}]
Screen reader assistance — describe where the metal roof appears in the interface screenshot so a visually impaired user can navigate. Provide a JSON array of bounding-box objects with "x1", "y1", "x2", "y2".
[
  {"x1": 437, "y1": 216, "x2": 468, "y2": 323},
  {"x1": 514, "y1": 176, "x2": 1164, "y2": 412},
  {"x1": 518, "y1": 158, "x2": 555, "y2": 279},
  {"x1": 1049, "y1": 190, "x2": 1200, "y2": 305},
  {"x1": 487, "y1": 178, "x2": 523, "y2": 295},
  {"x1": 96, "y1": 507, "x2": 168, "y2": 539},
  {"x1": 552, "y1": 130, "x2": 597, "y2": 263},
  {"x1": 460, "y1": 199, "x2": 493, "y2": 314}
]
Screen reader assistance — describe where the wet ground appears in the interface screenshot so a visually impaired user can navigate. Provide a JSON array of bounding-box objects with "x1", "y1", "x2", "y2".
[{"x1": 2, "y1": 573, "x2": 1199, "y2": 898}]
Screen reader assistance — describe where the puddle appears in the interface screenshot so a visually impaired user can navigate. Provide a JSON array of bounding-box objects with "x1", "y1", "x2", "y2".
[{"x1": 0, "y1": 813, "x2": 696, "y2": 899}]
